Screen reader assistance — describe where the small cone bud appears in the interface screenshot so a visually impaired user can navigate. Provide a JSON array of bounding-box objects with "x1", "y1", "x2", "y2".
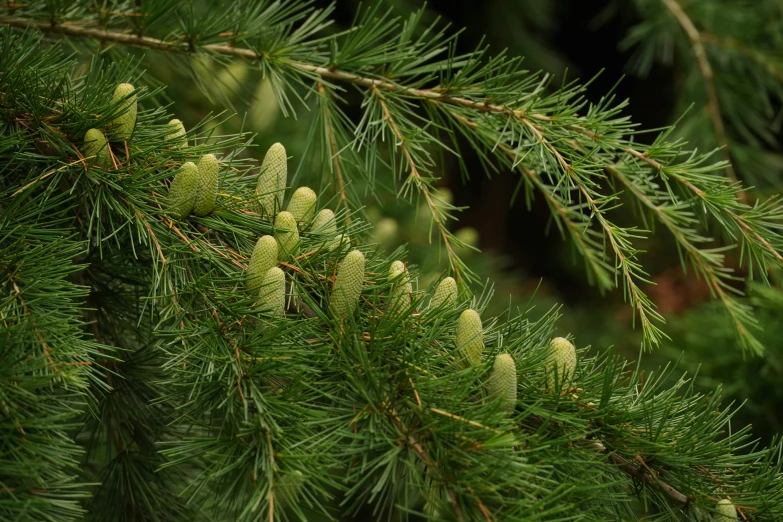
[
  {"x1": 546, "y1": 337, "x2": 577, "y2": 391},
  {"x1": 311, "y1": 209, "x2": 340, "y2": 250},
  {"x1": 193, "y1": 154, "x2": 219, "y2": 216},
  {"x1": 274, "y1": 211, "x2": 300, "y2": 260},
  {"x1": 374, "y1": 218, "x2": 398, "y2": 246},
  {"x1": 311, "y1": 208, "x2": 336, "y2": 233},
  {"x1": 256, "y1": 142, "x2": 287, "y2": 215},
  {"x1": 286, "y1": 186, "x2": 317, "y2": 225},
  {"x1": 168, "y1": 162, "x2": 198, "y2": 219},
  {"x1": 247, "y1": 236, "x2": 278, "y2": 294},
  {"x1": 329, "y1": 250, "x2": 365, "y2": 318},
  {"x1": 489, "y1": 353, "x2": 517, "y2": 411},
  {"x1": 275, "y1": 470, "x2": 304, "y2": 510},
  {"x1": 82, "y1": 128, "x2": 112, "y2": 169},
  {"x1": 431, "y1": 277, "x2": 457, "y2": 310},
  {"x1": 111, "y1": 83, "x2": 137, "y2": 141},
  {"x1": 456, "y1": 309, "x2": 483, "y2": 367},
  {"x1": 388, "y1": 260, "x2": 412, "y2": 315},
  {"x1": 258, "y1": 267, "x2": 285, "y2": 316},
  {"x1": 716, "y1": 499, "x2": 738, "y2": 521},
  {"x1": 165, "y1": 118, "x2": 187, "y2": 149}
]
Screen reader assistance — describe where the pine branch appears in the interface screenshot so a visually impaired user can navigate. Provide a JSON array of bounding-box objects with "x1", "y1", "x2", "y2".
[{"x1": 660, "y1": 0, "x2": 741, "y2": 194}]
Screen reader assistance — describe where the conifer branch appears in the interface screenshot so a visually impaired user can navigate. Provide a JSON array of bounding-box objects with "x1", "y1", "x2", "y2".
[
  {"x1": 372, "y1": 87, "x2": 465, "y2": 283},
  {"x1": 317, "y1": 83, "x2": 351, "y2": 222},
  {"x1": 660, "y1": 0, "x2": 741, "y2": 194}
]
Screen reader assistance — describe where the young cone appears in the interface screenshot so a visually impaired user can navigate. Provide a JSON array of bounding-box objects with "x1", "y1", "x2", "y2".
[
  {"x1": 388, "y1": 260, "x2": 412, "y2": 316},
  {"x1": 258, "y1": 267, "x2": 285, "y2": 316},
  {"x1": 274, "y1": 211, "x2": 300, "y2": 260},
  {"x1": 111, "y1": 83, "x2": 137, "y2": 141},
  {"x1": 82, "y1": 128, "x2": 112, "y2": 169},
  {"x1": 286, "y1": 187, "x2": 317, "y2": 225},
  {"x1": 275, "y1": 470, "x2": 304, "y2": 511},
  {"x1": 431, "y1": 277, "x2": 457, "y2": 310},
  {"x1": 456, "y1": 309, "x2": 483, "y2": 367},
  {"x1": 546, "y1": 337, "x2": 577, "y2": 391},
  {"x1": 256, "y1": 142, "x2": 287, "y2": 215},
  {"x1": 329, "y1": 250, "x2": 365, "y2": 319},
  {"x1": 168, "y1": 162, "x2": 198, "y2": 219},
  {"x1": 165, "y1": 118, "x2": 187, "y2": 149},
  {"x1": 311, "y1": 209, "x2": 340, "y2": 250},
  {"x1": 489, "y1": 353, "x2": 517, "y2": 411},
  {"x1": 193, "y1": 154, "x2": 219, "y2": 216},
  {"x1": 247, "y1": 236, "x2": 278, "y2": 294},
  {"x1": 716, "y1": 499, "x2": 738, "y2": 521}
]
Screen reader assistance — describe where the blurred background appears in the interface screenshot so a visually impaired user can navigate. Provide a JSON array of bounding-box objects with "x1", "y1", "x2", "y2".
[{"x1": 142, "y1": 0, "x2": 783, "y2": 443}]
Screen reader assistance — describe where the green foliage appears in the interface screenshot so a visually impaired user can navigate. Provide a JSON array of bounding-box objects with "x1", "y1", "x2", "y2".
[{"x1": 2, "y1": 3, "x2": 783, "y2": 522}]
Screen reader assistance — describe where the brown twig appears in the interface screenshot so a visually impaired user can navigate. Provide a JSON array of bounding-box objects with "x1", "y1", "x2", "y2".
[
  {"x1": 317, "y1": 82, "x2": 351, "y2": 222},
  {"x1": 372, "y1": 87, "x2": 463, "y2": 283},
  {"x1": 661, "y1": 0, "x2": 743, "y2": 199}
]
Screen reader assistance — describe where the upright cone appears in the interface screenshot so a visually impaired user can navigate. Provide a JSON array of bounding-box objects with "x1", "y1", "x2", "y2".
[
  {"x1": 168, "y1": 162, "x2": 198, "y2": 219},
  {"x1": 274, "y1": 211, "x2": 300, "y2": 260},
  {"x1": 329, "y1": 250, "x2": 365, "y2": 318},
  {"x1": 165, "y1": 118, "x2": 187, "y2": 149},
  {"x1": 489, "y1": 353, "x2": 517, "y2": 411},
  {"x1": 388, "y1": 260, "x2": 412, "y2": 316},
  {"x1": 193, "y1": 154, "x2": 219, "y2": 216},
  {"x1": 82, "y1": 128, "x2": 112, "y2": 169},
  {"x1": 258, "y1": 267, "x2": 285, "y2": 316},
  {"x1": 247, "y1": 236, "x2": 278, "y2": 294},
  {"x1": 311, "y1": 209, "x2": 340, "y2": 250},
  {"x1": 287, "y1": 187, "x2": 317, "y2": 224},
  {"x1": 431, "y1": 277, "x2": 457, "y2": 310},
  {"x1": 256, "y1": 142, "x2": 287, "y2": 215},
  {"x1": 546, "y1": 337, "x2": 576, "y2": 391},
  {"x1": 111, "y1": 83, "x2": 137, "y2": 141},
  {"x1": 456, "y1": 309, "x2": 483, "y2": 367},
  {"x1": 716, "y1": 499, "x2": 738, "y2": 521}
]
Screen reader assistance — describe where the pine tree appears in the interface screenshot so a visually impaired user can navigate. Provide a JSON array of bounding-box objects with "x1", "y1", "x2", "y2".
[{"x1": 3, "y1": 3, "x2": 783, "y2": 522}]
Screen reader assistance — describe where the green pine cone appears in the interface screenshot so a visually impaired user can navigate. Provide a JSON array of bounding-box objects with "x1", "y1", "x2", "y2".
[
  {"x1": 456, "y1": 309, "x2": 483, "y2": 367},
  {"x1": 275, "y1": 470, "x2": 304, "y2": 510},
  {"x1": 311, "y1": 209, "x2": 340, "y2": 250},
  {"x1": 286, "y1": 186, "x2": 317, "y2": 224},
  {"x1": 329, "y1": 249, "x2": 365, "y2": 319},
  {"x1": 716, "y1": 499, "x2": 738, "y2": 521},
  {"x1": 431, "y1": 277, "x2": 457, "y2": 310},
  {"x1": 165, "y1": 118, "x2": 187, "y2": 149},
  {"x1": 256, "y1": 142, "x2": 287, "y2": 215},
  {"x1": 111, "y1": 83, "x2": 137, "y2": 141},
  {"x1": 489, "y1": 353, "x2": 517, "y2": 411},
  {"x1": 82, "y1": 128, "x2": 112, "y2": 169},
  {"x1": 388, "y1": 260, "x2": 412, "y2": 315},
  {"x1": 546, "y1": 337, "x2": 577, "y2": 391},
  {"x1": 311, "y1": 208, "x2": 336, "y2": 233},
  {"x1": 168, "y1": 162, "x2": 198, "y2": 219},
  {"x1": 258, "y1": 267, "x2": 285, "y2": 316},
  {"x1": 274, "y1": 211, "x2": 300, "y2": 260},
  {"x1": 193, "y1": 154, "x2": 219, "y2": 216},
  {"x1": 247, "y1": 236, "x2": 278, "y2": 294}
]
